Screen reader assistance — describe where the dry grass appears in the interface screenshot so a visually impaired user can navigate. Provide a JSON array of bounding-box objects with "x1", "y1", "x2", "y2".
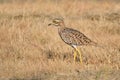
[{"x1": 0, "y1": 0, "x2": 120, "y2": 79}]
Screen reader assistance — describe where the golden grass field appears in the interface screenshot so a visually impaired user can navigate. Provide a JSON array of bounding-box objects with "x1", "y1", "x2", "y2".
[{"x1": 0, "y1": 0, "x2": 120, "y2": 79}]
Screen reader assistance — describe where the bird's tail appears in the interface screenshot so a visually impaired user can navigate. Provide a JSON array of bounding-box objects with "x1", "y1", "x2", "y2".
[
  {"x1": 90, "y1": 41, "x2": 105, "y2": 49},
  {"x1": 90, "y1": 41, "x2": 118, "y2": 51}
]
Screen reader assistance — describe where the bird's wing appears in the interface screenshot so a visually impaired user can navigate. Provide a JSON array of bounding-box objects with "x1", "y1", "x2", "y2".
[{"x1": 59, "y1": 28, "x2": 94, "y2": 46}]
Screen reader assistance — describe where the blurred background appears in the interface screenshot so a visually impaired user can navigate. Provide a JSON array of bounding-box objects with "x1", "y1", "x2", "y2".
[{"x1": 0, "y1": 0, "x2": 120, "y2": 79}]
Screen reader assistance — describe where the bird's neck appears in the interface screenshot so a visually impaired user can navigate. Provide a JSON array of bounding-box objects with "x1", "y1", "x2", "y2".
[
  {"x1": 58, "y1": 22, "x2": 66, "y2": 33},
  {"x1": 58, "y1": 26, "x2": 66, "y2": 33}
]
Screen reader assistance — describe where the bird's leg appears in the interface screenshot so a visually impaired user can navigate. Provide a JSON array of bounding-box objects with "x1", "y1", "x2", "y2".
[
  {"x1": 73, "y1": 50, "x2": 77, "y2": 61},
  {"x1": 75, "y1": 48, "x2": 83, "y2": 64}
]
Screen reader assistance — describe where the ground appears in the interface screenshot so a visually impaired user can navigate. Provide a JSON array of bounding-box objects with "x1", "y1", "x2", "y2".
[{"x1": 0, "y1": 0, "x2": 120, "y2": 80}]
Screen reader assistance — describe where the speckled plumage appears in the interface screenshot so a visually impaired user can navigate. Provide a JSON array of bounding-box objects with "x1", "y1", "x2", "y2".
[
  {"x1": 58, "y1": 27, "x2": 96, "y2": 47},
  {"x1": 48, "y1": 18, "x2": 97, "y2": 63}
]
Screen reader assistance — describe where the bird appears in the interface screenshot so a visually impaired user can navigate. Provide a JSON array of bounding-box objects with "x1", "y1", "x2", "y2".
[{"x1": 48, "y1": 18, "x2": 98, "y2": 64}]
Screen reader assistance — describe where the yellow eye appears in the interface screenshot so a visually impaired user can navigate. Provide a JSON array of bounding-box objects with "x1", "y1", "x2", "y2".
[
  {"x1": 53, "y1": 20, "x2": 56, "y2": 23},
  {"x1": 53, "y1": 20, "x2": 58, "y2": 23}
]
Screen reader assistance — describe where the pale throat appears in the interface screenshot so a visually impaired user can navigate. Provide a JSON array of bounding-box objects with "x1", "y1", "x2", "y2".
[{"x1": 59, "y1": 22, "x2": 65, "y2": 27}]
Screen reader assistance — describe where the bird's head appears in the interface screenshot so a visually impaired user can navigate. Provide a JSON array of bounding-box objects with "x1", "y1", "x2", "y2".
[{"x1": 48, "y1": 18, "x2": 65, "y2": 27}]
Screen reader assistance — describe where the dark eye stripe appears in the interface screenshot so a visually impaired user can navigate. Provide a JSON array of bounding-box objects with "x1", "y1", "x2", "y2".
[
  {"x1": 53, "y1": 20, "x2": 56, "y2": 23},
  {"x1": 53, "y1": 20, "x2": 59, "y2": 23}
]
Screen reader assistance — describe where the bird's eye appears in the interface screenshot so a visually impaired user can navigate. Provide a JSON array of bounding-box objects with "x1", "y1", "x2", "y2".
[
  {"x1": 53, "y1": 20, "x2": 56, "y2": 23},
  {"x1": 53, "y1": 20, "x2": 59, "y2": 24}
]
